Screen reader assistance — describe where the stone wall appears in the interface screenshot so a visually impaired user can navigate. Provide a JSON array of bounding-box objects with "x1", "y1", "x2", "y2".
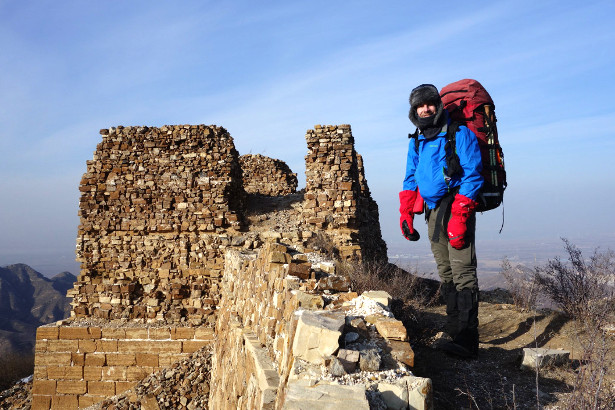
[
  {"x1": 303, "y1": 124, "x2": 388, "y2": 262},
  {"x1": 31, "y1": 322, "x2": 213, "y2": 409},
  {"x1": 240, "y1": 154, "x2": 298, "y2": 196},
  {"x1": 69, "y1": 125, "x2": 245, "y2": 323},
  {"x1": 209, "y1": 241, "x2": 432, "y2": 410}
]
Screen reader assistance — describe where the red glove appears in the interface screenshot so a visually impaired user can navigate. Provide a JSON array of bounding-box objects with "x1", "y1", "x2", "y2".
[
  {"x1": 399, "y1": 190, "x2": 420, "y2": 241},
  {"x1": 447, "y1": 194, "x2": 478, "y2": 249}
]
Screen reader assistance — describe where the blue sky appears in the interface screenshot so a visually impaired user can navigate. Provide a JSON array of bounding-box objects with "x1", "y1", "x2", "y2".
[{"x1": 1, "y1": 0, "x2": 614, "y2": 275}]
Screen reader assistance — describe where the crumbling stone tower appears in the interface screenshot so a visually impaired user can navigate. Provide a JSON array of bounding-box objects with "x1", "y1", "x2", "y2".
[
  {"x1": 303, "y1": 124, "x2": 387, "y2": 262},
  {"x1": 70, "y1": 125, "x2": 245, "y2": 324}
]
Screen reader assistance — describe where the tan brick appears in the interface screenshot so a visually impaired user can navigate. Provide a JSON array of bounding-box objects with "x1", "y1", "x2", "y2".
[
  {"x1": 194, "y1": 327, "x2": 215, "y2": 340},
  {"x1": 51, "y1": 394, "x2": 78, "y2": 409},
  {"x1": 85, "y1": 353, "x2": 106, "y2": 366},
  {"x1": 59, "y1": 327, "x2": 90, "y2": 340},
  {"x1": 31, "y1": 394, "x2": 51, "y2": 410},
  {"x1": 35, "y1": 353, "x2": 71, "y2": 366},
  {"x1": 87, "y1": 380, "x2": 116, "y2": 396},
  {"x1": 182, "y1": 340, "x2": 210, "y2": 353},
  {"x1": 37, "y1": 326, "x2": 59, "y2": 340},
  {"x1": 97, "y1": 339, "x2": 118, "y2": 352},
  {"x1": 158, "y1": 353, "x2": 187, "y2": 366},
  {"x1": 47, "y1": 365, "x2": 83, "y2": 380},
  {"x1": 32, "y1": 380, "x2": 56, "y2": 395},
  {"x1": 79, "y1": 395, "x2": 104, "y2": 408},
  {"x1": 116, "y1": 381, "x2": 137, "y2": 394},
  {"x1": 79, "y1": 339, "x2": 97, "y2": 353},
  {"x1": 35, "y1": 340, "x2": 48, "y2": 353},
  {"x1": 33, "y1": 365, "x2": 47, "y2": 380},
  {"x1": 84, "y1": 366, "x2": 103, "y2": 381},
  {"x1": 71, "y1": 352, "x2": 85, "y2": 366},
  {"x1": 126, "y1": 366, "x2": 153, "y2": 381},
  {"x1": 106, "y1": 353, "x2": 136, "y2": 366},
  {"x1": 102, "y1": 366, "x2": 127, "y2": 381},
  {"x1": 118, "y1": 340, "x2": 182, "y2": 353},
  {"x1": 88, "y1": 326, "x2": 102, "y2": 339},
  {"x1": 136, "y1": 353, "x2": 159, "y2": 367},
  {"x1": 124, "y1": 328, "x2": 148, "y2": 339},
  {"x1": 172, "y1": 327, "x2": 195, "y2": 340},
  {"x1": 56, "y1": 380, "x2": 87, "y2": 395},
  {"x1": 46, "y1": 339, "x2": 78, "y2": 352},
  {"x1": 101, "y1": 328, "x2": 126, "y2": 339},
  {"x1": 149, "y1": 327, "x2": 171, "y2": 340}
]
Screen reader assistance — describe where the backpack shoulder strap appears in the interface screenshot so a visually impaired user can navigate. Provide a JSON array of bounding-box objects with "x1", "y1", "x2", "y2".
[
  {"x1": 445, "y1": 122, "x2": 462, "y2": 177},
  {"x1": 408, "y1": 128, "x2": 420, "y2": 153}
]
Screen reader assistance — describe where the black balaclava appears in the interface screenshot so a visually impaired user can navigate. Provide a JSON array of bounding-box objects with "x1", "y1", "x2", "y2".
[{"x1": 408, "y1": 84, "x2": 445, "y2": 139}]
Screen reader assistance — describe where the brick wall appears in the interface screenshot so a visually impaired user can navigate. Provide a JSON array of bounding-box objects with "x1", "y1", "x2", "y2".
[{"x1": 31, "y1": 323, "x2": 213, "y2": 409}]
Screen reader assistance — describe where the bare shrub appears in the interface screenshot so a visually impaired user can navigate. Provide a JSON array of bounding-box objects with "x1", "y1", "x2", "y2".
[
  {"x1": 533, "y1": 238, "x2": 615, "y2": 408},
  {"x1": 533, "y1": 238, "x2": 615, "y2": 322},
  {"x1": 306, "y1": 231, "x2": 339, "y2": 259},
  {"x1": 500, "y1": 257, "x2": 539, "y2": 311}
]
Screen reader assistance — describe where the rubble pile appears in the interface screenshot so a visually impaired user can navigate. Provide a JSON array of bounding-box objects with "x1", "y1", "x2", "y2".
[
  {"x1": 0, "y1": 376, "x2": 32, "y2": 409},
  {"x1": 240, "y1": 154, "x2": 298, "y2": 196},
  {"x1": 69, "y1": 125, "x2": 245, "y2": 323},
  {"x1": 303, "y1": 125, "x2": 387, "y2": 262}
]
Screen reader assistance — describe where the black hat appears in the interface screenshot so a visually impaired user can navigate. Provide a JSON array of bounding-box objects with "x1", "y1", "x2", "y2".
[{"x1": 408, "y1": 84, "x2": 444, "y2": 129}]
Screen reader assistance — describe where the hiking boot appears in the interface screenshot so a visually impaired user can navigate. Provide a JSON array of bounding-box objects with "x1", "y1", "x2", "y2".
[
  {"x1": 441, "y1": 281, "x2": 459, "y2": 338},
  {"x1": 441, "y1": 288, "x2": 479, "y2": 359}
]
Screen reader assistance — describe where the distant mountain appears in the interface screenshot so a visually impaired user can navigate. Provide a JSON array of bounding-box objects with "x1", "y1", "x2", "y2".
[{"x1": 0, "y1": 264, "x2": 76, "y2": 355}]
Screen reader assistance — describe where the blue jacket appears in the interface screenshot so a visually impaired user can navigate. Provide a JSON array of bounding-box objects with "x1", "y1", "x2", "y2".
[{"x1": 403, "y1": 114, "x2": 483, "y2": 209}]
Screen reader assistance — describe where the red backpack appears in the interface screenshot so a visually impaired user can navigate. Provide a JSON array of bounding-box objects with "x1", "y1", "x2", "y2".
[{"x1": 440, "y1": 79, "x2": 506, "y2": 212}]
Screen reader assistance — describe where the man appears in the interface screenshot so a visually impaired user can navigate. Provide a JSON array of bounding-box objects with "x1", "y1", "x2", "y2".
[{"x1": 399, "y1": 84, "x2": 483, "y2": 358}]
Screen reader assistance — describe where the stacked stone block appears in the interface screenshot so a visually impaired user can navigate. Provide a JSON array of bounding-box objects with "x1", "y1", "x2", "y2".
[
  {"x1": 69, "y1": 125, "x2": 245, "y2": 322},
  {"x1": 240, "y1": 154, "x2": 298, "y2": 196},
  {"x1": 209, "y1": 242, "x2": 432, "y2": 410},
  {"x1": 31, "y1": 322, "x2": 213, "y2": 409},
  {"x1": 303, "y1": 125, "x2": 387, "y2": 262}
]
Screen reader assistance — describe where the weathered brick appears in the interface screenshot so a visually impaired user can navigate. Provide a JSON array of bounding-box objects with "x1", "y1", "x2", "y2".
[
  {"x1": 97, "y1": 339, "x2": 118, "y2": 352},
  {"x1": 36, "y1": 326, "x2": 59, "y2": 340},
  {"x1": 46, "y1": 339, "x2": 79, "y2": 352},
  {"x1": 106, "y1": 353, "x2": 136, "y2": 366},
  {"x1": 149, "y1": 327, "x2": 171, "y2": 340},
  {"x1": 71, "y1": 352, "x2": 85, "y2": 366},
  {"x1": 87, "y1": 381, "x2": 116, "y2": 396},
  {"x1": 35, "y1": 340, "x2": 48, "y2": 353},
  {"x1": 172, "y1": 327, "x2": 195, "y2": 340},
  {"x1": 83, "y1": 366, "x2": 103, "y2": 381},
  {"x1": 51, "y1": 394, "x2": 78, "y2": 409},
  {"x1": 56, "y1": 380, "x2": 87, "y2": 395},
  {"x1": 102, "y1": 366, "x2": 127, "y2": 381},
  {"x1": 84, "y1": 353, "x2": 106, "y2": 366},
  {"x1": 182, "y1": 340, "x2": 210, "y2": 353},
  {"x1": 102, "y1": 328, "x2": 126, "y2": 339},
  {"x1": 32, "y1": 380, "x2": 56, "y2": 395},
  {"x1": 31, "y1": 394, "x2": 51, "y2": 410},
  {"x1": 79, "y1": 395, "x2": 104, "y2": 408},
  {"x1": 118, "y1": 340, "x2": 182, "y2": 353},
  {"x1": 35, "y1": 353, "x2": 71, "y2": 366},
  {"x1": 79, "y1": 339, "x2": 97, "y2": 353},
  {"x1": 47, "y1": 365, "x2": 83, "y2": 380},
  {"x1": 136, "y1": 353, "x2": 159, "y2": 367},
  {"x1": 124, "y1": 328, "x2": 148, "y2": 339},
  {"x1": 88, "y1": 326, "x2": 102, "y2": 339},
  {"x1": 59, "y1": 327, "x2": 90, "y2": 340}
]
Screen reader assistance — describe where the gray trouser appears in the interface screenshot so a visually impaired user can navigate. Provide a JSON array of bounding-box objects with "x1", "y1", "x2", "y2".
[{"x1": 427, "y1": 199, "x2": 478, "y2": 291}]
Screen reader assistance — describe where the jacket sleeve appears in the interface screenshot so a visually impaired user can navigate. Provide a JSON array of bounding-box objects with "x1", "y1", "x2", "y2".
[
  {"x1": 402, "y1": 138, "x2": 419, "y2": 191},
  {"x1": 455, "y1": 126, "x2": 484, "y2": 200}
]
